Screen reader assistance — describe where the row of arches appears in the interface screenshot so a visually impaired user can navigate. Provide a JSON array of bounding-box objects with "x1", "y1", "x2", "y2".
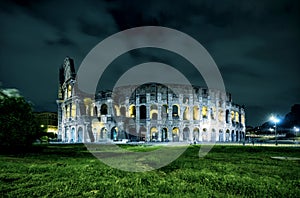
[
  {"x1": 94, "y1": 104, "x2": 108, "y2": 116},
  {"x1": 64, "y1": 127, "x2": 83, "y2": 143},
  {"x1": 101, "y1": 127, "x2": 244, "y2": 143},
  {"x1": 82, "y1": 102, "x2": 244, "y2": 127},
  {"x1": 63, "y1": 126, "x2": 117, "y2": 143},
  {"x1": 113, "y1": 104, "x2": 244, "y2": 125},
  {"x1": 63, "y1": 125, "x2": 245, "y2": 143}
]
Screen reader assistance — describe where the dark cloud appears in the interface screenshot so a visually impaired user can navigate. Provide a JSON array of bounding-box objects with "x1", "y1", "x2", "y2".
[
  {"x1": 220, "y1": 64, "x2": 261, "y2": 79},
  {"x1": 45, "y1": 36, "x2": 76, "y2": 46},
  {"x1": 0, "y1": 0, "x2": 299, "y2": 126}
]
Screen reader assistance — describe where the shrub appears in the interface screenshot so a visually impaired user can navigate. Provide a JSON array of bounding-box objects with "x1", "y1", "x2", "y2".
[{"x1": 0, "y1": 89, "x2": 41, "y2": 150}]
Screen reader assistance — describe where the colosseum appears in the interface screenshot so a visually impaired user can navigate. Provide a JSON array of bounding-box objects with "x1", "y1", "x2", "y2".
[{"x1": 57, "y1": 57, "x2": 246, "y2": 143}]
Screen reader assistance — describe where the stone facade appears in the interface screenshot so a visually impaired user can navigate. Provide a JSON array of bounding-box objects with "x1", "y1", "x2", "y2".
[{"x1": 57, "y1": 57, "x2": 246, "y2": 143}]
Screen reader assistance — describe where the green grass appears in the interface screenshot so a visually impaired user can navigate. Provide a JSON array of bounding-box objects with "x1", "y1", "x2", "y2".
[{"x1": 1, "y1": 144, "x2": 299, "y2": 197}]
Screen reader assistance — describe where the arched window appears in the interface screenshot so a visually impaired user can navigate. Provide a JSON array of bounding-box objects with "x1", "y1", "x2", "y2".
[
  {"x1": 150, "y1": 127, "x2": 158, "y2": 141},
  {"x1": 183, "y1": 127, "x2": 189, "y2": 141},
  {"x1": 202, "y1": 106, "x2": 208, "y2": 118},
  {"x1": 219, "y1": 130, "x2": 223, "y2": 142},
  {"x1": 211, "y1": 128, "x2": 216, "y2": 142},
  {"x1": 101, "y1": 104, "x2": 108, "y2": 115},
  {"x1": 150, "y1": 105, "x2": 158, "y2": 120},
  {"x1": 231, "y1": 130, "x2": 235, "y2": 142},
  {"x1": 140, "y1": 95, "x2": 146, "y2": 103},
  {"x1": 241, "y1": 115, "x2": 245, "y2": 125},
  {"x1": 129, "y1": 105, "x2": 136, "y2": 118},
  {"x1": 100, "y1": 128, "x2": 107, "y2": 139},
  {"x1": 202, "y1": 128, "x2": 207, "y2": 142},
  {"x1": 67, "y1": 85, "x2": 72, "y2": 98},
  {"x1": 183, "y1": 107, "x2": 189, "y2": 120},
  {"x1": 183, "y1": 96, "x2": 189, "y2": 104},
  {"x1": 172, "y1": 127, "x2": 180, "y2": 142},
  {"x1": 161, "y1": 104, "x2": 168, "y2": 119},
  {"x1": 235, "y1": 112, "x2": 239, "y2": 122},
  {"x1": 71, "y1": 103, "x2": 76, "y2": 118},
  {"x1": 193, "y1": 128, "x2": 200, "y2": 141},
  {"x1": 193, "y1": 106, "x2": 199, "y2": 120},
  {"x1": 231, "y1": 111, "x2": 235, "y2": 121},
  {"x1": 111, "y1": 126, "x2": 118, "y2": 141},
  {"x1": 172, "y1": 105, "x2": 179, "y2": 119},
  {"x1": 139, "y1": 126, "x2": 147, "y2": 141},
  {"x1": 94, "y1": 106, "x2": 98, "y2": 117},
  {"x1": 225, "y1": 110, "x2": 229, "y2": 123},
  {"x1": 226, "y1": 129, "x2": 230, "y2": 141},
  {"x1": 161, "y1": 128, "x2": 168, "y2": 141},
  {"x1": 140, "y1": 105, "x2": 146, "y2": 119},
  {"x1": 77, "y1": 127, "x2": 83, "y2": 143},
  {"x1": 211, "y1": 107, "x2": 216, "y2": 120},
  {"x1": 152, "y1": 113, "x2": 158, "y2": 120},
  {"x1": 218, "y1": 110, "x2": 224, "y2": 122},
  {"x1": 113, "y1": 105, "x2": 120, "y2": 116}
]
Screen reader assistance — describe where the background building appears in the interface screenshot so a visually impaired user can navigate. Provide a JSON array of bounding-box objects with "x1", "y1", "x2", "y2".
[
  {"x1": 57, "y1": 57, "x2": 246, "y2": 143},
  {"x1": 34, "y1": 112, "x2": 58, "y2": 134}
]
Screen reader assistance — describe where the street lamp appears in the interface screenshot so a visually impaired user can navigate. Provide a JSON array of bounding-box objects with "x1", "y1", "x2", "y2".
[
  {"x1": 269, "y1": 115, "x2": 280, "y2": 146},
  {"x1": 294, "y1": 126, "x2": 299, "y2": 137}
]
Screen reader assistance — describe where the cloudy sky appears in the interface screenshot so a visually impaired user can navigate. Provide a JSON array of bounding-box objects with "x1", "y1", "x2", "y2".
[{"x1": 0, "y1": 0, "x2": 299, "y2": 126}]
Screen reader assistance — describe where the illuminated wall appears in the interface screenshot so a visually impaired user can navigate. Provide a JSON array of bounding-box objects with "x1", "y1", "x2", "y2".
[
  {"x1": 193, "y1": 106, "x2": 199, "y2": 120},
  {"x1": 58, "y1": 57, "x2": 246, "y2": 143},
  {"x1": 202, "y1": 106, "x2": 208, "y2": 118}
]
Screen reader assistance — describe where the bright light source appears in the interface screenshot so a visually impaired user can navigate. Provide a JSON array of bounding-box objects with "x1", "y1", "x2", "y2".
[
  {"x1": 269, "y1": 115, "x2": 279, "y2": 146},
  {"x1": 269, "y1": 116, "x2": 280, "y2": 124},
  {"x1": 294, "y1": 126, "x2": 299, "y2": 132},
  {"x1": 40, "y1": 124, "x2": 44, "y2": 127}
]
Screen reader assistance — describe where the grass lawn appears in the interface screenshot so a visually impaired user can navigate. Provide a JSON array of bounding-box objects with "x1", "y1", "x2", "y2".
[{"x1": 0, "y1": 144, "x2": 299, "y2": 197}]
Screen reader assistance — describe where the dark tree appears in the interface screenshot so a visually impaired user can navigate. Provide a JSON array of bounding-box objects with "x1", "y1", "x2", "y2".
[
  {"x1": 282, "y1": 104, "x2": 300, "y2": 128},
  {"x1": 0, "y1": 89, "x2": 40, "y2": 149}
]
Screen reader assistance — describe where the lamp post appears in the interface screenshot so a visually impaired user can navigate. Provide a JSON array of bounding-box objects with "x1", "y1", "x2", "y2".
[
  {"x1": 270, "y1": 116, "x2": 280, "y2": 146},
  {"x1": 294, "y1": 126, "x2": 299, "y2": 137}
]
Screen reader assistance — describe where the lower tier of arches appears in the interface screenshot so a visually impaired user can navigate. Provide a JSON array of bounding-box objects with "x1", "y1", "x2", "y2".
[{"x1": 60, "y1": 124, "x2": 245, "y2": 143}]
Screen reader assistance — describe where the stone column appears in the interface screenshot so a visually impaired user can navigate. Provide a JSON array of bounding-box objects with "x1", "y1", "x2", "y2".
[
  {"x1": 169, "y1": 126, "x2": 173, "y2": 142},
  {"x1": 69, "y1": 104, "x2": 72, "y2": 118},
  {"x1": 199, "y1": 129, "x2": 202, "y2": 142},
  {"x1": 168, "y1": 107, "x2": 172, "y2": 120},
  {"x1": 179, "y1": 127, "x2": 183, "y2": 141},
  {"x1": 158, "y1": 126, "x2": 162, "y2": 142},
  {"x1": 158, "y1": 104, "x2": 162, "y2": 121},
  {"x1": 189, "y1": 126, "x2": 193, "y2": 142},
  {"x1": 180, "y1": 106, "x2": 184, "y2": 121},
  {"x1": 136, "y1": 105, "x2": 140, "y2": 120},
  {"x1": 146, "y1": 124, "x2": 150, "y2": 142},
  {"x1": 74, "y1": 126, "x2": 78, "y2": 143},
  {"x1": 136, "y1": 124, "x2": 140, "y2": 141},
  {"x1": 216, "y1": 130, "x2": 219, "y2": 142}
]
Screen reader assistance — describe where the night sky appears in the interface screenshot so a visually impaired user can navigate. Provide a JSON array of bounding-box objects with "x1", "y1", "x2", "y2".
[{"x1": 0, "y1": 0, "x2": 299, "y2": 126}]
